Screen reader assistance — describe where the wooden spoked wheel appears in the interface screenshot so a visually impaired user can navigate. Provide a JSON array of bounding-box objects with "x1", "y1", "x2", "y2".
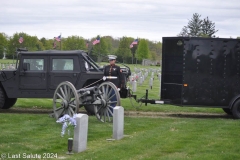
[
  {"x1": 94, "y1": 82, "x2": 121, "y2": 122},
  {"x1": 53, "y1": 81, "x2": 80, "y2": 119}
]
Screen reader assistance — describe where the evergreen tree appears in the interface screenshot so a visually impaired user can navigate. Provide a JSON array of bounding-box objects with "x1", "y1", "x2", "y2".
[
  {"x1": 201, "y1": 17, "x2": 218, "y2": 37},
  {"x1": 188, "y1": 13, "x2": 203, "y2": 37},
  {"x1": 177, "y1": 26, "x2": 189, "y2": 37},
  {"x1": 178, "y1": 13, "x2": 218, "y2": 38}
]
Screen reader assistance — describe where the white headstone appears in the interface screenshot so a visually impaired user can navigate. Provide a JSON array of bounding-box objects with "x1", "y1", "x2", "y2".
[
  {"x1": 132, "y1": 80, "x2": 137, "y2": 92},
  {"x1": 139, "y1": 76, "x2": 143, "y2": 85},
  {"x1": 149, "y1": 77, "x2": 153, "y2": 89},
  {"x1": 73, "y1": 114, "x2": 88, "y2": 153},
  {"x1": 113, "y1": 106, "x2": 124, "y2": 140}
]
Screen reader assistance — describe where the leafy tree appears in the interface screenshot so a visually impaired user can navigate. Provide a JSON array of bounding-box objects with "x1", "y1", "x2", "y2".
[
  {"x1": 102, "y1": 36, "x2": 114, "y2": 54},
  {"x1": 115, "y1": 37, "x2": 132, "y2": 63},
  {"x1": 148, "y1": 40, "x2": 162, "y2": 62},
  {"x1": 7, "y1": 33, "x2": 45, "y2": 59},
  {"x1": 136, "y1": 39, "x2": 150, "y2": 61},
  {"x1": 149, "y1": 51, "x2": 157, "y2": 61},
  {"x1": 91, "y1": 36, "x2": 108, "y2": 62},
  {"x1": 0, "y1": 33, "x2": 8, "y2": 59},
  {"x1": 62, "y1": 36, "x2": 85, "y2": 50},
  {"x1": 129, "y1": 38, "x2": 138, "y2": 64},
  {"x1": 40, "y1": 37, "x2": 53, "y2": 50}
]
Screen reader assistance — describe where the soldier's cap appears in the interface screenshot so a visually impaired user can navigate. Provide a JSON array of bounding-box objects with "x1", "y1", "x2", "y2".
[{"x1": 108, "y1": 55, "x2": 117, "y2": 60}]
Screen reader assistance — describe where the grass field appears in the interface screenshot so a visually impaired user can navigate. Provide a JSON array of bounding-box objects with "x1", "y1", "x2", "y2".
[
  {"x1": 0, "y1": 114, "x2": 239, "y2": 160},
  {"x1": 0, "y1": 60, "x2": 235, "y2": 159}
]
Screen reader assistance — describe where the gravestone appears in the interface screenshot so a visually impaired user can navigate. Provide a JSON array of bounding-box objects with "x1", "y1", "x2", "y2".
[
  {"x1": 139, "y1": 76, "x2": 143, "y2": 85},
  {"x1": 73, "y1": 114, "x2": 88, "y2": 153},
  {"x1": 132, "y1": 80, "x2": 137, "y2": 92},
  {"x1": 113, "y1": 106, "x2": 124, "y2": 140},
  {"x1": 149, "y1": 77, "x2": 153, "y2": 89}
]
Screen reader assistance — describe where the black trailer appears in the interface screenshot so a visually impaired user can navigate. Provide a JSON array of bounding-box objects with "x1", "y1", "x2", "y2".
[{"x1": 160, "y1": 37, "x2": 240, "y2": 118}]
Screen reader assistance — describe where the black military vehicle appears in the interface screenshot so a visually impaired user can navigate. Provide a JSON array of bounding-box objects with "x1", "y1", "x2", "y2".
[
  {"x1": 0, "y1": 49, "x2": 130, "y2": 118},
  {"x1": 161, "y1": 37, "x2": 240, "y2": 119}
]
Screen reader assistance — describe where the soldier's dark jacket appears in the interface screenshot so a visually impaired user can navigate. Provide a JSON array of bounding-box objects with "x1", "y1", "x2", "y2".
[{"x1": 104, "y1": 64, "x2": 124, "y2": 88}]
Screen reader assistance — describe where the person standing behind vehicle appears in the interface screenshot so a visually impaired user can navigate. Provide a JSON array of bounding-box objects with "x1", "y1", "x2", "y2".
[{"x1": 104, "y1": 55, "x2": 124, "y2": 89}]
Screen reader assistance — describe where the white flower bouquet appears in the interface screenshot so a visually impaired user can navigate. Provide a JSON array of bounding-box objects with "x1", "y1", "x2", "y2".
[{"x1": 56, "y1": 114, "x2": 77, "y2": 137}]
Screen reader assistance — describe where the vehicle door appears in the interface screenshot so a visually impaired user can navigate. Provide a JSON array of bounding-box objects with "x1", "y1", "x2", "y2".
[
  {"x1": 48, "y1": 56, "x2": 80, "y2": 90},
  {"x1": 19, "y1": 57, "x2": 47, "y2": 89}
]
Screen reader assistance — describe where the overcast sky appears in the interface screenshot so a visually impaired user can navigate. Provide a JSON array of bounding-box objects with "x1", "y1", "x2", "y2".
[{"x1": 1, "y1": 0, "x2": 240, "y2": 42}]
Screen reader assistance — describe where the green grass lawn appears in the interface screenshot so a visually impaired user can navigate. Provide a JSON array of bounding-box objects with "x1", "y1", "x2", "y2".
[{"x1": 0, "y1": 114, "x2": 239, "y2": 160}]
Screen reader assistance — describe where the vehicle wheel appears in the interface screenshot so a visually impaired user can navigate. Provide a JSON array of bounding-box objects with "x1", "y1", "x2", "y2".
[
  {"x1": 84, "y1": 105, "x2": 95, "y2": 115},
  {"x1": 53, "y1": 81, "x2": 80, "y2": 119},
  {"x1": 0, "y1": 87, "x2": 6, "y2": 109},
  {"x1": 222, "y1": 108, "x2": 232, "y2": 115},
  {"x1": 2, "y1": 98, "x2": 17, "y2": 109},
  {"x1": 232, "y1": 99, "x2": 240, "y2": 119},
  {"x1": 94, "y1": 82, "x2": 121, "y2": 122}
]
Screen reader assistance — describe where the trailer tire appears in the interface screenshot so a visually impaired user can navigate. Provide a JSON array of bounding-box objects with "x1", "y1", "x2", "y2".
[
  {"x1": 222, "y1": 108, "x2": 232, "y2": 115},
  {"x1": 0, "y1": 87, "x2": 6, "y2": 109},
  {"x1": 232, "y1": 100, "x2": 240, "y2": 119},
  {"x1": 2, "y1": 98, "x2": 17, "y2": 109}
]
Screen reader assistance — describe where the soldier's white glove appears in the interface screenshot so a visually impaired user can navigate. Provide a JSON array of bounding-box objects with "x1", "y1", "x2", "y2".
[{"x1": 103, "y1": 76, "x2": 107, "y2": 81}]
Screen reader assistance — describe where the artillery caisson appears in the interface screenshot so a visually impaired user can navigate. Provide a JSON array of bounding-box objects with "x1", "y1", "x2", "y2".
[{"x1": 53, "y1": 78, "x2": 121, "y2": 122}]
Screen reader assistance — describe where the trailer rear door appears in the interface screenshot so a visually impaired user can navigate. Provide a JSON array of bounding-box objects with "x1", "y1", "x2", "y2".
[{"x1": 161, "y1": 38, "x2": 184, "y2": 105}]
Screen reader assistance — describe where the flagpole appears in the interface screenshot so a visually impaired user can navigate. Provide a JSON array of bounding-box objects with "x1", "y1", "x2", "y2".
[
  {"x1": 98, "y1": 43, "x2": 100, "y2": 64},
  {"x1": 60, "y1": 33, "x2": 62, "y2": 50}
]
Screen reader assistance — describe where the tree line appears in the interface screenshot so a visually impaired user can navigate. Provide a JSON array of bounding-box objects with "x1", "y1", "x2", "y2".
[{"x1": 0, "y1": 33, "x2": 162, "y2": 64}]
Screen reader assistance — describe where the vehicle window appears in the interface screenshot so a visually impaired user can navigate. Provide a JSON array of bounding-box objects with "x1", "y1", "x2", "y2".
[
  {"x1": 23, "y1": 59, "x2": 44, "y2": 71},
  {"x1": 52, "y1": 59, "x2": 73, "y2": 71},
  {"x1": 83, "y1": 56, "x2": 100, "y2": 71}
]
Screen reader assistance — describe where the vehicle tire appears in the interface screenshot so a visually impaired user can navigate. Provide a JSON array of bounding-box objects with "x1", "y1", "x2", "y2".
[
  {"x1": 0, "y1": 87, "x2": 6, "y2": 109},
  {"x1": 232, "y1": 99, "x2": 240, "y2": 119},
  {"x1": 2, "y1": 98, "x2": 17, "y2": 109},
  {"x1": 222, "y1": 108, "x2": 232, "y2": 115},
  {"x1": 84, "y1": 105, "x2": 95, "y2": 115}
]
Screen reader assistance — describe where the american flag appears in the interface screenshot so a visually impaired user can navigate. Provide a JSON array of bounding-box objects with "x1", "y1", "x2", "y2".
[
  {"x1": 55, "y1": 35, "x2": 61, "y2": 42},
  {"x1": 92, "y1": 37, "x2": 100, "y2": 45},
  {"x1": 130, "y1": 39, "x2": 138, "y2": 48},
  {"x1": 19, "y1": 36, "x2": 24, "y2": 44}
]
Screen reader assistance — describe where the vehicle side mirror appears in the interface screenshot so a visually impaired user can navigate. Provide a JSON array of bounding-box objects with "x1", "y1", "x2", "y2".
[{"x1": 23, "y1": 63, "x2": 30, "y2": 71}]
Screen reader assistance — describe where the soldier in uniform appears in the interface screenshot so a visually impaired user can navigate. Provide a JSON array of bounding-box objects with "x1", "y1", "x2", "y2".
[{"x1": 104, "y1": 55, "x2": 124, "y2": 89}]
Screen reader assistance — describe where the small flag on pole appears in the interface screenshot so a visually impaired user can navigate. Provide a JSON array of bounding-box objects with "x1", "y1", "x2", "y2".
[
  {"x1": 92, "y1": 37, "x2": 100, "y2": 45},
  {"x1": 53, "y1": 41, "x2": 57, "y2": 49},
  {"x1": 19, "y1": 36, "x2": 24, "y2": 44},
  {"x1": 55, "y1": 35, "x2": 61, "y2": 42},
  {"x1": 86, "y1": 41, "x2": 89, "y2": 48},
  {"x1": 130, "y1": 39, "x2": 138, "y2": 48}
]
